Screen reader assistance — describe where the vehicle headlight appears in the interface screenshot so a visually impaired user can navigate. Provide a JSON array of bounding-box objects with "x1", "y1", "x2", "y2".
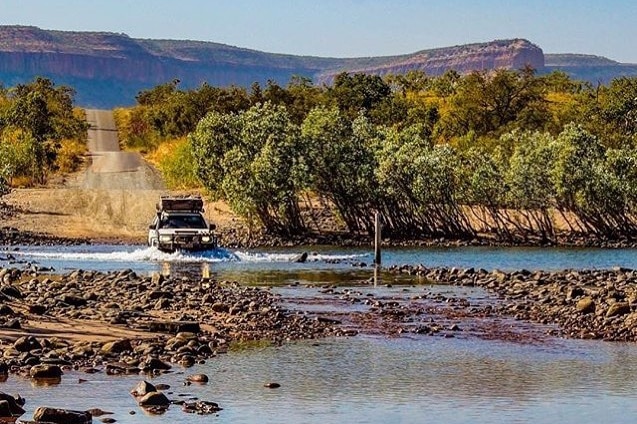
[
  {"x1": 201, "y1": 236, "x2": 211, "y2": 243},
  {"x1": 159, "y1": 235, "x2": 173, "y2": 243}
]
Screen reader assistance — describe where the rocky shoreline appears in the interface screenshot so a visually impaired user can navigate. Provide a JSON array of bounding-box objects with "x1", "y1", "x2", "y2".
[
  {"x1": 0, "y1": 267, "x2": 351, "y2": 422},
  {"x1": 388, "y1": 264, "x2": 637, "y2": 342}
]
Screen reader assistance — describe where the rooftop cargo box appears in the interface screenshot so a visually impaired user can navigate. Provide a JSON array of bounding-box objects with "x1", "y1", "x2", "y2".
[{"x1": 156, "y1": 196, "x2": 204, "y2": 212}]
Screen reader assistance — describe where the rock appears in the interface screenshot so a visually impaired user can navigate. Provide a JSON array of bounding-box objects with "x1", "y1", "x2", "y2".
[
  {"x1": 0, "y1": 392, "x2": 25, "y2": 417},
  {"x1": 143, "y1": 358, "x2": 171, "y2": 371},
  {"x1": 130, "y1": 380, "x2": 156, "y2": 398},
  {"x1": 100, "y1": 339, "x2": 132, "y2": 355},
  {"x1": 567, "y1": 286, "x2": 585, "y2": 299},
  {"x1": 30, "y1": 364, "x2": 63, "y2": 379},
  {"x1": 0, "y1": 400, "x2": 11, "y2": 418},
  {"x1": 264, "y1": 382, "x2": 281, "y2": 388},
  {"x1": 0, "y1": 304, "x2": 14, "y2": 316},
  {"x1": 33, "y1": 407, "x2": 92, "y2": 424},
  {"x1": 150, "y1": 272, "x2": 164, "y2": 285},
  {"x1": 4, "y1": 319, "x2": 20, "y2": 329},
  {"x1": 606, "y1": 302, "x2": 631, "y2": 318},
  {"x1": 147, "y1": 321, "x2": 200, "y2": 334},
  {"x1": 0, "y1": 285, "x2": 22, "y2": 299},
  {"x1": 293, "y1": 252, "x2": 308, "y2": 263},
  {"x1": 60, "y1": 294, "x2": 87, "y2": 307},
  {"x1": 211, "y1": 303, "x2": 230, "y2": 313},
  {"x1": 182, "y1": 400, "x2": 222, "y2": 414},
  {"x1": 0, "y1": 361, "x2": 7, "y2": 375},
  {"x1": 85, "y1": 408, "x2": 113, "y2": 417},
  {"x1": 576, "y1": 297, "x2": 595, "y2": 314},
  {"x1": 14, "y1": 335, "x2": 42, "y2": 352},
  {"x1": 138, "y1": 391, "x2": 170, "y2": 407},
  {"x1": 28, "y1": 304, "x2": 47, "y2": 315},
  {"x1": 186, "y1": 373, "x2": 209, "y2": 383}
]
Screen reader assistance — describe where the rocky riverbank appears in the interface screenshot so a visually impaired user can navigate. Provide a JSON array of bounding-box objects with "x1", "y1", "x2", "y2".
[
  {"x1": 388, "y1": 264, "x2": 637, "y2": 341},
  {"x1": 0, "y1": 262, "x2": 635, "y2": 421},
  {"x1": 0, "y1": 267, "x2": 352, "y2": 422}
]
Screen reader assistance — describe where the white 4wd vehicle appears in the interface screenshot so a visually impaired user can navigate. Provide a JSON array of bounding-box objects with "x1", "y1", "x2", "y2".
[{"x1": 148, "y1": 196, "x2": 217, "y2": 252}]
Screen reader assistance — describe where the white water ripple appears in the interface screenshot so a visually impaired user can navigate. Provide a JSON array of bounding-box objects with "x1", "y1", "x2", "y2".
[{"x1": 9, "y1": 246, "x2": 369, "y2": 265}]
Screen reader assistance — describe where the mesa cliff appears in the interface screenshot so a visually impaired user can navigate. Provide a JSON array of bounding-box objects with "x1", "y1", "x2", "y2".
[{"x1": 0, "y1": 25, "x2": 631, "y2": 108}]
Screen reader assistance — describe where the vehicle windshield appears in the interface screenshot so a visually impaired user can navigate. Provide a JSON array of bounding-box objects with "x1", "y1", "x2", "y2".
[{"x1": 160, "y1": 214, "x2": 207, "y2": 229}]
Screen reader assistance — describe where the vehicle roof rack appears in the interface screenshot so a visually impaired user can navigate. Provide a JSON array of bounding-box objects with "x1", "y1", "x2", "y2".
[{"x1": 156, "y1": 195, "x2": 204, "y2": 213}]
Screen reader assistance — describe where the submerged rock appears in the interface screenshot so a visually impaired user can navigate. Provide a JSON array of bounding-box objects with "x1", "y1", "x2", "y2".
[
  {"x1": 32, "y1": 407, "x2": 92, "y2": 424},
  {"x1": 138, "y1": 391, "x2": 170, "y2": 407}
]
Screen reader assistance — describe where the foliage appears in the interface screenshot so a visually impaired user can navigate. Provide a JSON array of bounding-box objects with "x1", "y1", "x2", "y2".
[
  {"x1": 149, "y1": 137, "x2": 201, "y2": 190},
  {"x1": 0, "y1": 77, "x2": 87, "y2": 186},
  {"x1": 122, "y1": 70, "x2": 637, "y2": 240},
  {"x1": 192, "y1": 103, "x2": 305, "y2": 234}
]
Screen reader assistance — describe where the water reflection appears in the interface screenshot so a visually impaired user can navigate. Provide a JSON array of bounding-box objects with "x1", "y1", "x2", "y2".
[{"x1": 7, "y1": 336, "x2": 637, "y2": 424}]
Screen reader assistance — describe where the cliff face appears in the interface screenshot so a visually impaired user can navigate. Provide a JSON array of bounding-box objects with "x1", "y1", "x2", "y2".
[
  {"x1": 0, "y1": 26, "x2": 547, "y2": 107},
  {"x1": 316, "y1": 39, "x2": 545, "y2": 83}
]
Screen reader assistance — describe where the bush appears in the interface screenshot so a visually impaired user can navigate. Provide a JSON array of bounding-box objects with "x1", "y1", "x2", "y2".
[{"x1": 150, "y1": 138, "x2": 201, "y2": 190}]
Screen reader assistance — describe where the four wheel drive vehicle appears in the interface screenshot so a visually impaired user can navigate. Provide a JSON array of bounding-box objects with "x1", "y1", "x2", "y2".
[{"x1": 148, "y1": 195, "x2": 218, "y2": 252}]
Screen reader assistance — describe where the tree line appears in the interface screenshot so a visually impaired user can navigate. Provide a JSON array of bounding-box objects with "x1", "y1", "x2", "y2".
[
  {"x1": 0, "y1": 77, "x2": 88, "y2": 194},
  {"x1": 4, "y1": 69, "x2": 637, "y2": 242},
  {"x1": 113, "y1": 68, "x2": 637, "y2": 241}
]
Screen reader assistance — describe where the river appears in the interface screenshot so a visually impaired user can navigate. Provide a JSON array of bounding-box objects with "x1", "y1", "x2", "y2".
[{"x1": 2, "y1": 244, "x2": 637, "y2": 423}]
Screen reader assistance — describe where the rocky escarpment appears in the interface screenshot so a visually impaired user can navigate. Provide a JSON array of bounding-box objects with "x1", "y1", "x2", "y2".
[
  {"x1": 316, "y1": 39, "x2": 545, "y2": 83},
  {"x1": 0, "y1": 26, "x2": 550, "y2": 108}
]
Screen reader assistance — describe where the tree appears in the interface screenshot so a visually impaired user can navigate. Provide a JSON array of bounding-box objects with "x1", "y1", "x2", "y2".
[
  {"x1": 326, "y1": 72, "x2": 391, "y2": 119},
  {"x1": 189, "y1": 110, "x2": 241, "y2": 196},
  {"x1": 2, "y1": 77, "x2": 86, "y2": 183},
  {"x1": 440, "y1": 67, "x2": 548, "y2": 141},
  {"x1": 503, "y1": 131, "x2": 557, "y2": 240},
  {"x1": 191, "y1": 103, "x2": 305, "y2": 234},
  {"x1": 301, "y1": 106, "x2": 378, "y2": 233}
]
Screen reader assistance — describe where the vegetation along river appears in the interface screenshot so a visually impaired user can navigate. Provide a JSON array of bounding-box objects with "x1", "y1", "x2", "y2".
[{"x1": 3, "y1": 245, "x2": 637, "y2": 423}]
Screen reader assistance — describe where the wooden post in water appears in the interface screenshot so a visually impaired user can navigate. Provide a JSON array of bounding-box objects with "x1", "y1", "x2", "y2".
[{"x1": 373, "y1": 212, "x2": 381, "y2": 286}]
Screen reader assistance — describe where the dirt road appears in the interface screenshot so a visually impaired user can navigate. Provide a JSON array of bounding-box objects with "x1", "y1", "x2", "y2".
[
  {"x1": 81, "y1": 109, "x2": 165, "y2": 190},
  {"x1": 4, "y1": 110, "x2": 210, "y2": 242}
]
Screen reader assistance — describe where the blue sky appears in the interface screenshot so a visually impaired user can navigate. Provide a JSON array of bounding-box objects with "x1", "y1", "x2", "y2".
[{"x1": 1, "y1": 0, "x2": 636, "y2": 62}]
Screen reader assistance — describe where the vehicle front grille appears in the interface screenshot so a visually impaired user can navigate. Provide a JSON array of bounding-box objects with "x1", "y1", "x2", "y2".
[{"x1": 175, "y1": 235, "x2": 198, "y2": 243}]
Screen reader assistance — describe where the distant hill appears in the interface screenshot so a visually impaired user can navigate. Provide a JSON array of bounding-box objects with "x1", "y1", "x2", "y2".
[
  {"x1": 0, "y1": 26, "x2": 634, "y2": 107},
  {"x1": 544, "y1": 53, "x2": 637, "y2": 85}
]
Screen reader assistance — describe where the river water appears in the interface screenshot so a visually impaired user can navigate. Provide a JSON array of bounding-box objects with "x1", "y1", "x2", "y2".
[{"x1": 3, "y1": 244, "x2": 637, "y2": 423}]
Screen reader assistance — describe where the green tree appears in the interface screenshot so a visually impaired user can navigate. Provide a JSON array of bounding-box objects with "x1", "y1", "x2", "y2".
[{"x1": 301, "y1": 106, "x2": 378, "y2": 233}]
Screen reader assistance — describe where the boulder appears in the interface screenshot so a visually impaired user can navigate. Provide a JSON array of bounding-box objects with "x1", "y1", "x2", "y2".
[
  {"x1": 143, "y1": 358, "x2": 171, "y2": 371},
  {"x1": 186, "y1": 373, "x2": 209, "y2": 383},
  {"x1": 33, "y1": 407, "x2": 92, "y2": 424},
  {"x1": 14, "y1": 335, "x2": 42, "y2": 352},
  {"x1": 138, "y1": 391, "x2": 170, "y2": 407},
  {"x1": 0, "y1": 305, "x2": 14, "y2": 316},
  {"x1": 607, "y1": 302, "x2": 631, "y2": 318},
  {"x1": 576, "y1": 297, "x2": 595, "y2": 314},
  {"x1": 28, "y1": 304, "x2": 47, "y2": 315},
  {"x1": 130, "y1": 380, "x2": 156, "y2": 398},
  {"x1": 0, "y1": 285, "x2": 22, "y2": 299},
  {"x1": 0, "y1": 400, "x2": 11, "y2": 418},
  {"x1": 30, "y1": 364, "x2": 63, "y2": 379},
  {"x1": 100, "y1": 339, "x2": 132, "y2": 355},
  {"x1": 60, "y1": 294, "x2": 87, "y2": 307},
  {"x1": 293, "y1": 252, "x2": 308, "y2": 263},
  {"x1": 0, "y1": 392, "x2": 25, "y2": 417}
]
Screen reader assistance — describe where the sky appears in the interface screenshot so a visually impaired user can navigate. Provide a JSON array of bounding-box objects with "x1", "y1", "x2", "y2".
[{"x1": 0, "y1": 0, "x2": 636, "y2": 62}]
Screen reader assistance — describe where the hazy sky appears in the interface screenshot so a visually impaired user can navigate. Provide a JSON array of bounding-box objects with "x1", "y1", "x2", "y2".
[{"x1": 1, "y1": 0, "x2": 636, "y2": 62}]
